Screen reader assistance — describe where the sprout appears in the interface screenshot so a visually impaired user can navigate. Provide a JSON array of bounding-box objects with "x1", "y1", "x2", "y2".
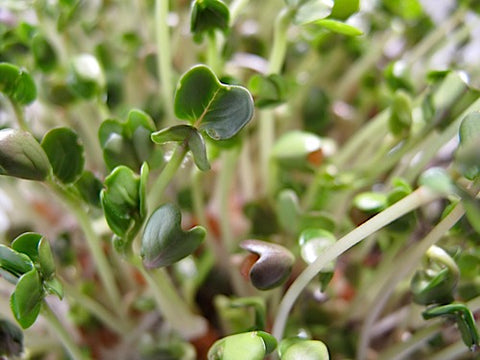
[{"x1": 240, "y1": 239, "x2": 295, "y2": 290}]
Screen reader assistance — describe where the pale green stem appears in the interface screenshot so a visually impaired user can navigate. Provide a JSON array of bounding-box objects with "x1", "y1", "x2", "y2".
[
  {"x1": 42, "y1": 300, "x2": 87, "y2": 360},
  {"x1": 219, "y1": 148, "x2": 240, "y2": 252},
  {"x1": 47, "y1": 180, "x2": 125, "y2": 318},
  {"x1": 404, "y1": 7, "x2": 467, "y2": 68},
  {"x1": 332, "y1": 109, "x2": 389, "y2": 168},
  {"x1": 155, "y1": 0, "x2": 175, "y2": 125},
  {"x1": 148, "y1": 142, "x2": 188, "y2": 210},
  {"x1": 379, "y1": 296, "x2": 480, "y2": 360},
  {"x1": 356, "y1": 203, "x2": 465, "y2": 360},
  {"x1": 62, "y1": 282, "x2": 130, "y2": 336},
  {"x1": 10, "y1": 99, "x2": 30, "y2": 132},
  {"x1": 334, "y1": 30, "x2": 394, "y2": 100},
  {"x1": 272, "y1": 186, "x2": 439, "y2": 341},
  {"x1": 239, "y1": 137, "x2": 255, "y2": 201},
  {"x1": 378, "y1": 321, "x2": 444, "y2": 360},
  {"x1": 132, "y1": 258, "x2": 207, "y2": 339},
  {"x1": 259, "y1": 109, "x2": 275, "y2": 195},
  {"x1": 268, "y1": 8, "x2": 294, "y2": 75},
  {"x1": 229, "y1": 0, "x2": 250, "y2": 24},
  {"x1": 191, "y1": 168, "x2": 228, "y2": 267},
  {"x1": 207, "y1": 31, "x2": 221, "y2": 74}
]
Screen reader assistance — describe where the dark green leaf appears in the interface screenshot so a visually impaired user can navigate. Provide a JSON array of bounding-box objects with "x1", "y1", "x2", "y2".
[
  {"x1": 248, "y1": 74, "x2": 289, "y2": 108},
  {"x1": 313, "y1": 19, "x2": 363, "y2": 36},
  {"x1": 0, "y1": 318, "x2": 23, "y2": 357},
  {"x1": 191, "y1": 0, "x2": 230, "y2": 41},
  {"x1": 141, "y1": 203, "x2": 205, "y2": 268},
  {"x1": 12, "y1": 233, "x2": 56, "y2": 280},
  {"x1": 174, "y1": 65, "x2": 254, "y2": 140},
  {"x1": 44, "y1": 277, "x2": 64, "y2": 299},
  {"x1": 41, "y1": 127, "x2": 85, "y2": 183},
  {"x1": 32, "y1": 34, "x2": 57, "y2": 72},
  {"x1": 74, "y1": 170, "x2": 103, "y2": 207},
  {"x1": 0, "y1": 63, "x2": 37, "y2": 105},
  {"x1": 0, "y1": 128, "x2": 51, "y2": 181},
  {"x1": 10, "y1": 269, "x2": 43, "y2": 329},
  {"x1": 0, "y1": 245, "x2": 33, "y2": 280},
  {"x1": 101, "y1": 166, "x2": 141, "y2": 238},
  {"x1": 151, "y1": 125, "x2": 210, "y2": 171},
  {"x1": 11, "y1": 232, "x2": 42, "y2": 263}
]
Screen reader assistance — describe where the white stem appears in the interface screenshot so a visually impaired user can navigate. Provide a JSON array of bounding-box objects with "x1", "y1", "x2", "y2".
[{"x1": 272, "y1": 186, "x2": 439, "y2": 340}]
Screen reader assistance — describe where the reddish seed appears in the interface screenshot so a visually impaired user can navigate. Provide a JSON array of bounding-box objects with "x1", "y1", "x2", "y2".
[
  {"x1": 240, "y1": 253, "x2": 260, "y2": 280},
  {"x1": 307, "y1": 149, "x2": 324, "y2": 166}
]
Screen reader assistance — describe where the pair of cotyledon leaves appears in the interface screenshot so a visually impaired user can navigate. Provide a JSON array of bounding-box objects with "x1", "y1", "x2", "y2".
[{"x1": 0, "y1": 233, "x2": 62, "y2": 329}]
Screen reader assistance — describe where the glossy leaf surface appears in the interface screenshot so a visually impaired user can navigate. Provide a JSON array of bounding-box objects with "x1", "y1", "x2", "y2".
[
  {"x1": 279, "y1": 338, "x2": 330, "y2": 360},
  {"x1": 207, "y1": 330, "x2": 277, "y2": 360},
  {"x1": 313, "y1": 19, "x2": 363, "y2": 36},
  {"x1": 41, "y1": 127, "x2": 85, "y2": 183},
  {"x1": 12, "y1": 232, "x2": 56, "y2": 280},
  {"x1": 191, "y1": 0, "x2": 230, "y2": 41},
  {"x1": 101, "y1": 166, "x2": 142, "y2": 238},
  {"x1": 10, "y1": 269, "x2": 43, "y2": 329},
  {"x1": 0, "y1": 129, "x2": 51, "y2": 181},
  {"x1": 141, "y1": 203, "x2": 205, "y2": 268},
  {"x1": 0, "y1": 245, "x2": 33, "y2": 280},
  {"x1": 151, "y1": 125, "x2": 210, "y2": 171},
  {"x1": 0, "y1": 63, "x2": 37, "y2": 105},
  {"x1": 99, "y1": 109, "x2": 157, "y2": 171},
  {"x1": 174, "y1": 65, "x2": 254, "y2": 140}
]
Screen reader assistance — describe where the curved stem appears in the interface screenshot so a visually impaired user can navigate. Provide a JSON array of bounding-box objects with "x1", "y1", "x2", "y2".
[
  {"x1": 10, "y1": 99, "x2": 30, "y2": 132},
  {"x1": 155, "y1": 0, "x2": 175, "y2": 125},
  {"x1": 272, "y1": 186, "x2": 439, "y2": 341},
  {"x1": 148, "y1": 142, "x2": 188, "y2": 210},
  {"x1": 42, "y1": 300, "x2": 86, "y2": 360},
  {"x1": 62, "y1": 281, "x2": 131, "y2": 336},
  {"x1": 356, "y1": 203, "x2": 465, "y2": 360},
  {"x1": 47, "y1": 180, "x2": 125, "y2": 318}
]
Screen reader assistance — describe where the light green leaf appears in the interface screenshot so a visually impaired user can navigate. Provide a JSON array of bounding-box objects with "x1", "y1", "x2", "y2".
[
  {"x1": 10, "y1": 269, "x2": 43, "y2": 329},
  {"x1": 314, "y1": 19, "x2": 363, "y2": 36}
]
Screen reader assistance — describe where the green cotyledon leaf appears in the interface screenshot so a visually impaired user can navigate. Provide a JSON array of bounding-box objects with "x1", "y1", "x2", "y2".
[
  {"x1": 141, "y1": 203, "x2": 205, "y2": 268},
  {"x1": 174, "y1": 65, "x2": 254, "y2": 140}
]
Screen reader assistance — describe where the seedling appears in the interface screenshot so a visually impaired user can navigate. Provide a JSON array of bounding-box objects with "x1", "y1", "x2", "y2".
[{"x1": 1, "y1": 1, "x2": 480, "y2": 360}]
